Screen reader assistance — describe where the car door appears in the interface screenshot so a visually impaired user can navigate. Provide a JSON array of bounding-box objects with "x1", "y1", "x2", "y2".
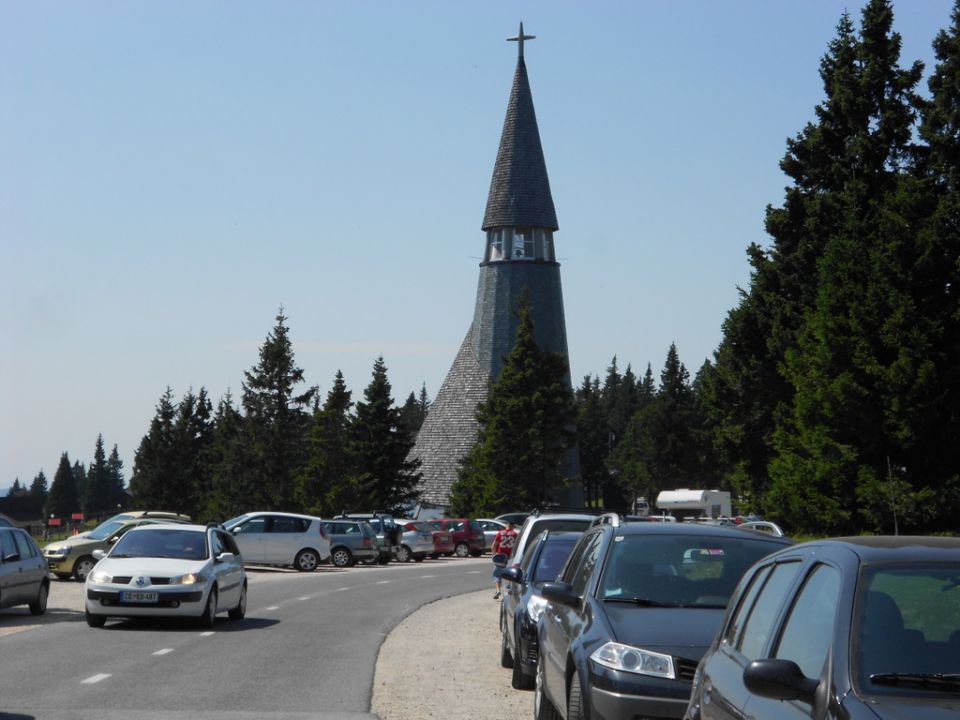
[
  {"x1": 540, "y1": 531, "x2": 603, "y2": 707},
  {"x1": 11, "y1": 530, "x2": 44, "y2": 604},
  {"x1": 230, "y1": 515, "x2": 268, "y2": 564},
  {"x1": 210, "y1": 529, "x2": 243, "y2": 608},
  {"x1": 0, "y1": 529, "x2": 21, "y2": 605},
  {"x1": 699, "y1": 559, "x2": 803, "y2": 720},
  {"x1": 267, "y1": 515, "x2": 307, "y2": 564}
]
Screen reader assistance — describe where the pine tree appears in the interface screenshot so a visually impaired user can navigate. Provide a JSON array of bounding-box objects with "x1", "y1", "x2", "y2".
[
  {"x1": 84, "y1": 435, "x2": 112, "y2": 517},
  {"x1": 45, "y1": 453, "x2": 80, "y2": 520},
  {"x1": 7, "y1": 478, "x2": 24, "y2": 496},
  {"x1": 106, "y1": 445, "x2": 125, "y2": 511},
  {"x1": 201, "y1": 391, "x2": 247, "y2": 522},
  {"x1": 240, "y1": 309, "x2": 316, "y2": 510},
  {"x1": 29, "y1": 471, "x2": 48, "y2": 506},
  {"x1": 575, "y1": 375, "x2": 610, "y2": 508},
  {"x1": 347, "y1": 357, "x2": 421, "y2": 514},
  {"x1": 296, "y1": 370, "x2": 354, "y2": 516},
  {"x1": 451, "y1": 300, "x2": 576, "y2": 515},
  {"x1": 130, "y1": 387, "x2": 177, "y2": 510},
  {"x1": 398, "y1": 383, "x2": 431, "y2": 439}
]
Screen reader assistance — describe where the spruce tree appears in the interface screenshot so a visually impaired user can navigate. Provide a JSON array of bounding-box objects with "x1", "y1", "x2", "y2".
[
  {"x1": 201, "y1": 391, "x2": 247, "y2": 522},
  {"x1": 29, "y1": 471, "x2": 48, "y2": 507},
  {"x1": 8, "y1": 478, "x2": 24, "y2": 496},
  {"x1": 347, "y1": 357, "x2": 421, "y2": 514},
  {"x1": 106, "y1": 445, "x2": 125, "y2": 511},
  {"x1": 575, "y1": 375, "x2": 610, "y2": 508},
  {"x1": 296, "y1": 371, "x2": 354, "y2": 516},
  {"x1": 130, "y1": 387, "x2": 177, "y2": 510},
  {"x1": 45, "y1": 453, "x2": 79, "y2": 520},
  {"x1": 84, "y1": 435, "x2": 112, "y2": 517}
]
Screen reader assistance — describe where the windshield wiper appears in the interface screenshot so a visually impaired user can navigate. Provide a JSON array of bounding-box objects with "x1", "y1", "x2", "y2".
[
  {"x1": 870, "y1": 672, "x2": 960, "y2": 689},
  {"x1": 603, "y1": 596, "x2": 675, "y2": 607}
]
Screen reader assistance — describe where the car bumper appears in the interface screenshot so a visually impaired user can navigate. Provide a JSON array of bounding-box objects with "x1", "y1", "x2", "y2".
[
  {"x1": 45, "y1": 556, "x2": 74, "y2": 573},
  {"x1": 405, "y1": 540, "x2": 434, "y2": 555},
  {"x1": 586, "y1": 665, "x2": 692, "y2": 720},
  {"x1": 86, "y1": 586, "x2": 207, "y2": 617}
]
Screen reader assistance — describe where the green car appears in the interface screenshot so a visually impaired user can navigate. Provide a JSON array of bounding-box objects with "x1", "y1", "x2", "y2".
[{"x1": 43, "y1": 510, "x2": 190, "y2": 581}]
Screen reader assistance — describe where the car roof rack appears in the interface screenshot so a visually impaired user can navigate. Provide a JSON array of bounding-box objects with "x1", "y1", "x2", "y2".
[
  {"x1": 529, "y1": 506, "x2": 622, "y2": 518},
  {"x1": 590, "y1": 512, "x2": 621, "y2": 528}
]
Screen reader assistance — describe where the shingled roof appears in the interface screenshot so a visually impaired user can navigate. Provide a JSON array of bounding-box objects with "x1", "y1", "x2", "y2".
[{"x1": 482, "y1": 55, "x2": 558, "y2": 232}]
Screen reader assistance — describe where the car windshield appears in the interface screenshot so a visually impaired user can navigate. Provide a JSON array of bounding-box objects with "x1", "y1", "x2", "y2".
[
  {"x1": 599, "y1": 534, "x2": 780, "y2": 608},
  {"x1": 222, "y1": 514, "x2": 249, "y2": 530},
  {"x1": 857, "y1": 563, "x2": 960, "y2": 694},
  {"x1": 111, "y1": 529, "x2": 208, "y2": 560},
  {"x1": 86, "y1": 520, "x2": 128, "y2": 540}
]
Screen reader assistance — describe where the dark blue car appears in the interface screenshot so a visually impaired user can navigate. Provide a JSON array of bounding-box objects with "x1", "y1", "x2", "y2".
[
  {"x1": 686, "y1": 536, "x2": 960, "y2": 720},
  {"x1": 498, "y1": 530, "x2": 583, "y2": 689},
  {"x1": 535, "y1": 517, "x2": 791, "y2": 720}
]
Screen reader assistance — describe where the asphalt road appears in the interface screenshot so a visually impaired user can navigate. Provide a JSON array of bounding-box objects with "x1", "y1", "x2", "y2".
[{"x1": 0, "y1": 557, "x2": 492, "y2": 720}]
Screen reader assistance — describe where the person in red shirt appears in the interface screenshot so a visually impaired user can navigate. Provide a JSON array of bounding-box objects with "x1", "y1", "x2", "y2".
[{"x1": 491, "y1": 521, "x2": 518, "y2": 599}]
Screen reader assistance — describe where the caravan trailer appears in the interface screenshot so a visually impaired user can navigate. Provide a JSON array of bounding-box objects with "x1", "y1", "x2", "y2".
[{"x1": 655, "y1": 489, "x2": 732, "y2": 521}]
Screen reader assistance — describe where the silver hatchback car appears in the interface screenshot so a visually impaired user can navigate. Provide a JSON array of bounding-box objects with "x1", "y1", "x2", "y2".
[
  {"x1": 0, "y1": 527, "x2": 49, "y2": 615},
  {"x1": 223, "y1": 511, "x2": 331, "y2": 571}
]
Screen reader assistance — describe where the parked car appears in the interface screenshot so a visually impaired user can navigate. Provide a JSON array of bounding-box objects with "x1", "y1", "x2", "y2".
[
  {"x1": 495, "y1": 511, "x2": 531, "y2": 527},
  {"x1": 43, "y1": 510, "x2": 191, "y2": 581},
  {"x1": 437, "y1": 518, "x2": 486, "y2": 557},
  {"x1": 334, "y1": 513, "x2": 399, "y2": 564},
  {"x1": 84, "y1": 523, "x2": 246, "y2": 628},
  {"x1": 509, "y1": 512, "x2": 597, "y2": 568},
  {"x1": 406, "y1": 520, "x2": 455, "y2": 558},
  {"x1": 497, "y1": 530, "x2": 582, "y2": 689},
  {"x1": 535, "y1": 517, "x2": 791, "y2": 720},
  {"x1": 0, "y1": 517, "x2": 13, "y2": 528},
  {"x1": 736, "y1": 519, "x2": 786, "y2": 537},
  {"x1": 320, "y1": 519, "x2": 380, "y2": 567},
  {"x1": 0, "y1": 526, "x2": 48, "y2": 615},
  {"x1": 222, "y1": 511, "x2": 331, "y2": 571},
  {"x1": 478, "y1": 518, "x2": 507, "y2": 552},
  {"x1": 394, "y1": 520, "x2": 436, "y2": 562},
  {"x1": 685, "y1": 536, "x2": 960, "y2": 720}
]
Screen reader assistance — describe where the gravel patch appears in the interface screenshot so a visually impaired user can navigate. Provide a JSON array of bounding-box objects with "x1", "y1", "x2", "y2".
[{"x1": 372, "y1": 589, "x2": 530, "y2": 720}]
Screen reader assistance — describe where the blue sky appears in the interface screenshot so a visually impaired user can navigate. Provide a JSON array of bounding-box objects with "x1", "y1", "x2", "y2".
[{"x1": 1, "y1": 1, "x2": 954, "y2": 492}]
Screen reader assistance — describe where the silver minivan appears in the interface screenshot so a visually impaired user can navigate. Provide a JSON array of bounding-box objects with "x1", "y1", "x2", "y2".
[{"x1": 223, "y1": 511, "x2": 332, "y2": 571}]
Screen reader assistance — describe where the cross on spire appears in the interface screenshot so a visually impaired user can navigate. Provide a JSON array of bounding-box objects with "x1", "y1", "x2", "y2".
[{"x1": 507, "y1": 22, "x2": 535, "y2": 59}]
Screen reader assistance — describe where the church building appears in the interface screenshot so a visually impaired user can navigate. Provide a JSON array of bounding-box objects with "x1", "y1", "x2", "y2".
[{"x1": 410, "y1": 25, "x2": 581, "y2": 514}]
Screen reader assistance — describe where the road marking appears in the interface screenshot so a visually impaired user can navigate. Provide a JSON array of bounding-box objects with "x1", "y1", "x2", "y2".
[
  {"x1": 199, "y1": 631, "x2": 215, "y2": 637},
  {"x1": 467, "y1": 571, "x2": 482, "y2": 575},
  {"x1": 265, "y1": 605, "x2": 279, "y2": 610},
  {"x1": 336, "y1": 587, "x2": 350, "y2": 591},
  {"x1": 82, "y1": 674, "x2": 110, "y2": 684},
  {"x1": 153, "y1": 648, "x2": 174, "y2": 656},
  {"x1": 419, "y1": 575, "x2": 435, "y2": 579},
  {"x1": 376, "y1": 580, "x2": 390, "y2": 585},
  {"x1": 298, "y1": 596, "x2": 311, "y2": 600}
]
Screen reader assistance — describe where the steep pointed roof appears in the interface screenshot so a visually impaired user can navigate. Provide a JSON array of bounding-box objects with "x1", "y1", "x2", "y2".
[{"x1": 482, "y1": 35, "x2": 558, "y2": 232}]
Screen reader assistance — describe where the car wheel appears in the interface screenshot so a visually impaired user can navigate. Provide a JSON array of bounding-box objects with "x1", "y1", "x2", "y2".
[
  {"x1": 455, "y1": 542, "x2": 469, "y2": 558},
  {"x1": 430, "y1": 553, "x2": 440, "y2": 559},
  {"x1": 332, "y1": 547, "x2": 353, "y2": 568},
  {"x1": 85, "y1": 609, "x2": 106, "y2": 628},
  {"x1": 200, "y1": 587, "x2": 218, "y2": 628},
  {"x1": 567, "y1": 673, "x2": 586, "y2": 720},
  {"x1": 73, "y1": 555, "x2": 96, "y2": 582},
  {"x1": 294, "y1": 549, "x2": 319, "y2": 572},
  {"x1": 500, "y1": 626, "x2": 514, "y2": 668},
  {"x1": 396, "y1": 545, "x2": 411, "y2": 563},
  {"x1": 534, "y1": 659, "x2": 561, "y2": 720},
  {"x1": 54, "y1": 573, "x2": 72, "y2": 581},
  {"x1": 29, "y1": 581, "x2": 49, "y2": 616},
  {"x1": 470, "y1": 550, "x2": 483, "y2": 557},
  {"x1": 413, "y1": 555, "x2": 424, "y2": 563},
  {"x1": 228, "y1": 582, "x2": 246, "y2": 620},
  {"x1": 512, "y1": 638, "x2": 535, "y2": 690},
  {"x1": 377, "y1": 555, "x2": 390, "y2": 565}
]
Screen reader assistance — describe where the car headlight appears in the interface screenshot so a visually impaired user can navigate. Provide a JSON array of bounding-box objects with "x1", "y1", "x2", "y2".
[
  {"x1": 88, "y1": 570, "x2": 113, "y2": 583},
  {"x1": 526, "y1": 595, "x2": 549, "y2": 623},
  {"x1": 47, "y1": 547, "x2": 70, "y2": 556},
  {"x1": 169, "y1": 573, "x2": 206, "y2": 585},
  {"x1": 590, "y1": 642, "x2": 676, "y2": 679}
]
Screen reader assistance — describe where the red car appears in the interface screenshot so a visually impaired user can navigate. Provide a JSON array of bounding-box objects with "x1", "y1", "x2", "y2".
[
  {"x1": 436, "y1": 518, "x2": 485, "y2": 558},
  {"x1": 405, "y1": 520, "x2": 455, "y2": 558}
]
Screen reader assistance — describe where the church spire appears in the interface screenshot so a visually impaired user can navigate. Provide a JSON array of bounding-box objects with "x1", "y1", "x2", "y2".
[{"x1": 482, "y1": 22, "x2": 558, "y2": 234}]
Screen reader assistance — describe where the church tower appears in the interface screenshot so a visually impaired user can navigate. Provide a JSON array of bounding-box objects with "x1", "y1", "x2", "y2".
[{"x1": 411, "y1": 24, "x2": 581, "y2": 513}]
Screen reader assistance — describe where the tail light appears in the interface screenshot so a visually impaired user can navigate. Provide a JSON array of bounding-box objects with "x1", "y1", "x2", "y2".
[{"x1": 362, "y1": 537, "x2": 372, "y2": 548}]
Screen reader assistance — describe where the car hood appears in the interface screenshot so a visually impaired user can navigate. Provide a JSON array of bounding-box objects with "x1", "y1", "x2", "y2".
[
  {"x1": 858, "y1": 694, "x2": 960, "y2": 719},
  {"x1": 44, "y1": 534, "x2": 96, "y2": 551},
  {"x1": 91, "y1": 556, "x2": 209, "y2": 579},
  {"x1": 605, "y1": 604, "x2": 724, "y2": 653}
]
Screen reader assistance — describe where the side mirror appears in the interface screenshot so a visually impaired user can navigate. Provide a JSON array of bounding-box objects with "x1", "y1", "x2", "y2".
[
  {"x1": 744, "y1": 659, "x2": 818, "y2": 701},
  {"x1": 109, "y1": 535, "x2": 120, "y2": 543},
  {"x1": 541, "y1": 581, "x2": 580, "y2": 608},
  {"x1": 92, "y1": 549, "x2": 106, "y2": 560},
  {"x1": 501, "y1": 566, "x2": 523, "y2": 584},
  {"x1": 492, "y1": 552, "x2": 509, "y2": 568},
  {"x1": 215, "y1": 552, "x2": 235, "y2": 564},
  {"x1": 3, "y1": 552, "x2": 20, "y2": 563}
]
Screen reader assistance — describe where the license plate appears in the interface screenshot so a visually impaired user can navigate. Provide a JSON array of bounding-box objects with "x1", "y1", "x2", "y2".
[{"x1": 120, "y1": 591, "x2": 158, "y2": 603}]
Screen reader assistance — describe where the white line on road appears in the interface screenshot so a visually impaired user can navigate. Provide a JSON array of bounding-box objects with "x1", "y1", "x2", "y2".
[
  {"x1": 265, "y1": 605, "x2": 279, "y2": 610},
  {"x1": 153, "y1": 648, "x2": 174, "y2": 656},
  {"x1": 419, "y1": 575, "x2": 435, "y2": 579},
  {"x1": 336, "y1": 587, "x2": 350, "y2": 591},
  {"x1": 199, "y1": 631, "x2": 215, "y2": 637},
  {"x1": 376, "y1": 580, "x2": 390, "y2": 585},
  {"x1": 82, "y1": 674, "x2": 111, "y2": 684},
  {"x1": 467, "y1": 571, "x2": 482, "y2": 575},
  {"x1": 298, "y1": 596, "x2": 311, "y2": 600}
]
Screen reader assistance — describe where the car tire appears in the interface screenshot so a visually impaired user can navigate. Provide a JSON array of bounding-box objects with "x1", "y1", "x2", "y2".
[
  {"x1": 54, "y1": 573, "x2": 72, "y2": 581},
  {"x1": 85, "y1": 609, "x2": 106, "y2": 628},
  {"x1": 470, "y1": 550, "x2": 483, "y2": 558},
  {"x1": 500, "y1": 626, "x2": 514, "y2": 668},
  {"x1": 294, "y1": 549, "x2": 320, "y2": 572},
  {"x1": 455, "y1": 542, "x2": 469, "y2": 558},
  {"x1": 512, "y1": 639, "x2": 534, "y2": 690},
  {"x1": 73, "y1": 555, "x2": 96, "y2": 582},
  {"x1": 200, "y1": 587, "x2": 218, "y2": 628},
  {"x1": 534, "y1": 659, "x2": 561, "y2": 720},
  {"x1": 228, "y1": 582, "x2": 246, "y2": 620},
  {"x1": 331, "y1": 547, "x2": 353, "y2": 568},
  {"x1": 396, "y1": 545, "x2": 412, "y2": 563},
  {"x1": 377, "y1": 555, "x2": 390, "y2": 565},
  {"x1": 430, "y1": 553, "x2": 440, "y2": 559},
  {"x1": 29, "y1": 581, "x2": 48, "y2": 616},
  {"x1": 567, "y1": 673, "x2": 586, "y2": 720},
  {"x1": 413, "y1": 555, "x2": 425, "y2": 563}
]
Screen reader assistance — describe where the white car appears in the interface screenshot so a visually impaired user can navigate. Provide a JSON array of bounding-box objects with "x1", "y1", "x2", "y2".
[
  {"x1": 222, "y1": 511, "x2": 331, "y2": 571},
  {"x1": 85, "y1": 524, "x2": 246, "y2": 628},
  {"x1": 477, "y1": 518, "x2": 507, "y2": 552}
]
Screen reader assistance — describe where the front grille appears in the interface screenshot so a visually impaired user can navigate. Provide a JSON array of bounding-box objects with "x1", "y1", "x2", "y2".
[
  {"x1": 676, "y1": 657, "x2": 699, "y2": 681},
  {"x1": 105, "y1": 576, "x2": 171, "y2": 585}
]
